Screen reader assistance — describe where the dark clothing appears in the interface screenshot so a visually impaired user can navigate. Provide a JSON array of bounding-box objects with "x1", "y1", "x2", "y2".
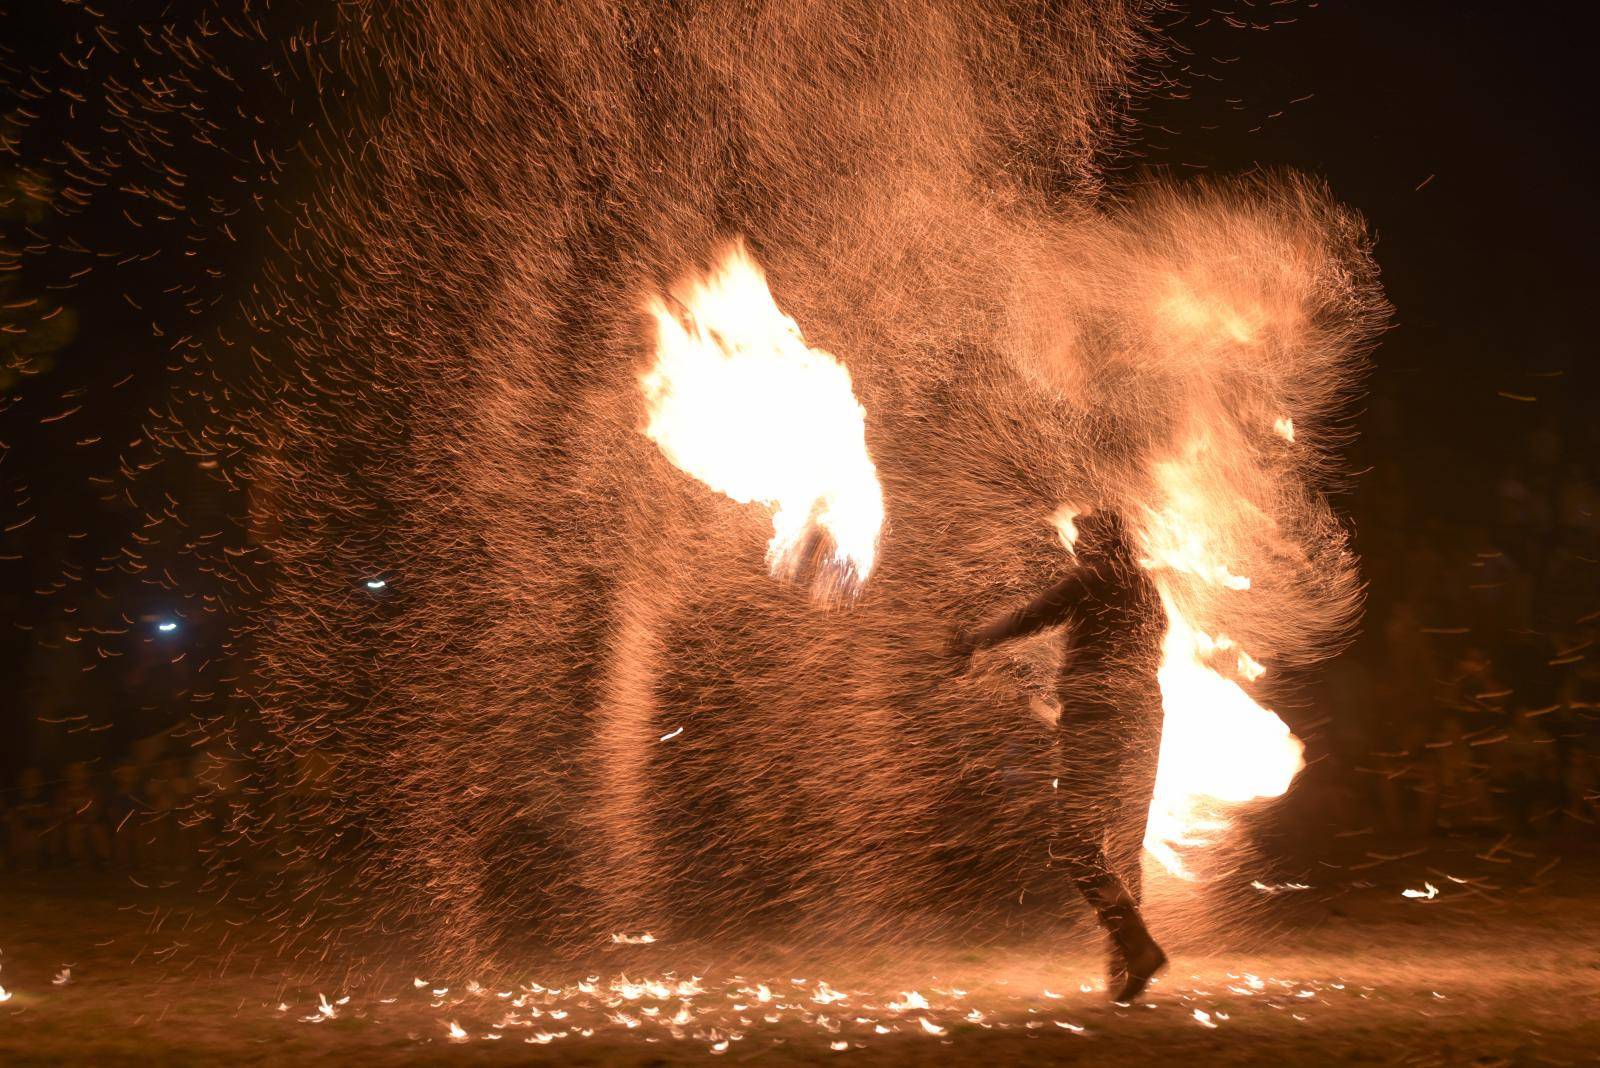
[
  {"x1": 965, "y1": 549, "x2": 1160, "y2": 675},
  {"x1": 962, "y1": 522, "x2": 1163, "y2": 904}
]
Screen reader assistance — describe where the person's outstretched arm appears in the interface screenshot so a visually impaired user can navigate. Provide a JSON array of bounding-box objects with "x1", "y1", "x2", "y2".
[{"x1": 950, "y1": 570, "x2": 1092, "y2": 661}]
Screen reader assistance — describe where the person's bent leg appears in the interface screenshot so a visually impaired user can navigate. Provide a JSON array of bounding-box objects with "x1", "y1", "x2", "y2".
[
  {"x1": 1057, "y1": 700, "x2": 1167, "y2": 1002},
  {"x1": 1073, "y1": 862, "x2": 1167, "y2": 1002}
]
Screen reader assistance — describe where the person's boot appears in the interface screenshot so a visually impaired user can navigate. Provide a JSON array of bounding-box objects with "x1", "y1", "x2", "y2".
[
  {"x1": 1102, "y1": 901, "x2": 1167, "y2": 1003},
  {"x1": 1079, "y1": 874, "x2": 1167, "y2": 1002},
  {"x1": 1105, "y1": 933, "x2": 1128, "y2": 999}
]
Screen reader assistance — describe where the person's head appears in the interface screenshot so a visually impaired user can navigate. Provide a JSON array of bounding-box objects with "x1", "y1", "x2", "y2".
[{"x1": 1071, "y1": 507, "x2": 1134, "y2": 561}]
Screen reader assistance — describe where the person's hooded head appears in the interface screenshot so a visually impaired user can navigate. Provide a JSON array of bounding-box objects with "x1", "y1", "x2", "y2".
[{"x1": 1071, "y1": 507, "x2": 1136, "y2": 565}]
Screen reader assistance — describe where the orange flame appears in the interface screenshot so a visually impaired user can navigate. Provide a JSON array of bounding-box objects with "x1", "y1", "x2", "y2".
[
  {"x1": 1144, "y1": 590, "x2": 1304, "y2": 877},
  {"x1": 1063, "y1": 484, "x2": 1303, "y2": 877},
  {"x1": 1134, "y1": 432, "x2": 1307, "y2": 876},
  {"x1": 1136, "y1": 471, "x2": 1305, "y2": 875},
  {"x1": 641, "y1": 242, "x2": 884, "y2": 594}
]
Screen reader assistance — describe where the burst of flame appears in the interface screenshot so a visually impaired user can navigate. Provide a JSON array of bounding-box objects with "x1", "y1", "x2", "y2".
[
  {"x1": 1136, "y1": 460, "x2": 1306, "y2": 877},
  {"x1": 1139, "y1": 445, "x2": 1253, "y2": 592},
  {"x1": 641, "y1": 242, "x2": 884, "y2": 595},
  {"x1": 1144, "y1": 592, "x2": 1304, "y2": 877}
]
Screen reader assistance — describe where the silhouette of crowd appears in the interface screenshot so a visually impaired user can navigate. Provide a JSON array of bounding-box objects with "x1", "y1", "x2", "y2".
[{"x1": 1311, "y1": 411, "x2": 1600, "y2": 845}]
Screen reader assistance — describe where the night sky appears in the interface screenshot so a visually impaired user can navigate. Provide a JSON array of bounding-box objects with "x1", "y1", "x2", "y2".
[{"x1": 1, "y1": 0, "x2": 1594, "y2": 782}]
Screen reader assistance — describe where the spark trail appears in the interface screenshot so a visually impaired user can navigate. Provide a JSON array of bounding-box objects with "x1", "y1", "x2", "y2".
[{"x1": 186, "y1": 1, "x2": 1386, "y2": 971}]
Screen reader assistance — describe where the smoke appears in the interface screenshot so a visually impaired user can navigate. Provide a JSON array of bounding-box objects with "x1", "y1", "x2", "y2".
[{"x1": 228, "y1": 1, "x2": 1387, "y2": 972}]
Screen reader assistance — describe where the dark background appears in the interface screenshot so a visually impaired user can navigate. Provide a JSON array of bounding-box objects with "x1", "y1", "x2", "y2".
[{"x1": 1, "y1": 1, "x2": 1594, "y2": 845}]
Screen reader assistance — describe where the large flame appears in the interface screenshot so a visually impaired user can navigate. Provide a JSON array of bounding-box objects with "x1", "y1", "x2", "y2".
[
  {"x1": 641, "y1": 243, "x2": 884, "y2": 594},
  {"x1": 1144, "y1": 591, "x2": 1304, "y2": 877},
  {"x1": 1137, "y1": 458, "x2": 1306, "y2": 877}
]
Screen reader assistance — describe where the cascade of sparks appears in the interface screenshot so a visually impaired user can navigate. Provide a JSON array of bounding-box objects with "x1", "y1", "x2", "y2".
[
  {"x1": 59, "y1": 0, "x2": 1385, "y2": 967},
  {"x1": 643, "y1": 247, "x2": 1322, "y2": 878}
]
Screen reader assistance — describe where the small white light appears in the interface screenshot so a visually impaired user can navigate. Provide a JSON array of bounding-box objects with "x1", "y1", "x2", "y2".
[
  {"x1": 365, "y1": 579, "x2": 387, "y2": 590},
  {"x1": 157, "y1": 621, "x2": 177, "y2": 633}
]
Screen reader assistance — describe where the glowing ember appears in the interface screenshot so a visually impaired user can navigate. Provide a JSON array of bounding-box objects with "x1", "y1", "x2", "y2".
[
  {"x1": 1251, "y1": 880, "x2": 1311, "y2": 894},
  {"x1": 610, "y1": 932, "x2": 658, "y2": 945},
  {"x1": 885, "y1": 990, "x2": 930, "y2": 1012},
  {"x1": 642, "y1": 242, "x2": 885, "y2": 596},
  {"x1": 1050, "y1": 504, "x2": 1083, "y2": 552}
]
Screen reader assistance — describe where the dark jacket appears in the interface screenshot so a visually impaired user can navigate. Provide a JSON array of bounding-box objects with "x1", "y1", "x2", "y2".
[{"x1": 958, "y1": 513, "x2": 1159, "y2": 673}]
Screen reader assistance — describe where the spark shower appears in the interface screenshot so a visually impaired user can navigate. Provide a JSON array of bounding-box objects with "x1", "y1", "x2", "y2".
[{"x1": 222, "y1": 0, "x2": 1387, "y2": 971}]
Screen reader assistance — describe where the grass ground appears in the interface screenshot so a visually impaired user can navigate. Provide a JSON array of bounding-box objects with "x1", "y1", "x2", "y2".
[{"x1": 3, "y1": 844, "x2": 1598, "y2": 1066}]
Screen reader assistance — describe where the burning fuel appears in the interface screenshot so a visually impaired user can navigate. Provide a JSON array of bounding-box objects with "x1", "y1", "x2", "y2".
[
  {"x1": 642, "y1": 243, "x2": 884, "y2": 597},
  {"x1": 238, "y1": 962, "x2": 1417, "y2": 1057}
]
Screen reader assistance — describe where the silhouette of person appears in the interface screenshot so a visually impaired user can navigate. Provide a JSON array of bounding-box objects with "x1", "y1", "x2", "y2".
[{"x1": 949, "y1": 508, "x2": 1168, "y2": 1001}]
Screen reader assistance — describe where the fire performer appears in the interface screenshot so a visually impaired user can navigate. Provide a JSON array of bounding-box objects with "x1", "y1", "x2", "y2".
[{"x1": 948, "y1": 508, "x2": 1168, "y2": 1002}]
